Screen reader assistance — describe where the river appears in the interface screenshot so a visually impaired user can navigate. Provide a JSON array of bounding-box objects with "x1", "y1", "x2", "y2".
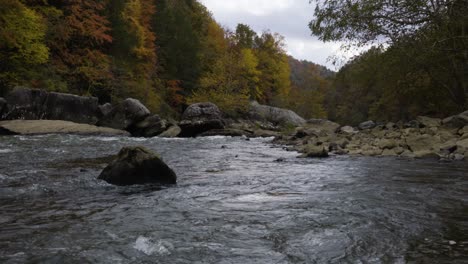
[{"x1": 0, "y1": 135, "x2": 467, "y2": 263}]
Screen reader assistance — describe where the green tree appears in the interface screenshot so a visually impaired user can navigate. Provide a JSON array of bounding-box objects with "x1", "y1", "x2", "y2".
[
  {"x1": 0, "y1": 0, "x2": 49, "y2": 94},
  {"x1": 310, "y1": 0, "x2": 468, "y2": 111}
]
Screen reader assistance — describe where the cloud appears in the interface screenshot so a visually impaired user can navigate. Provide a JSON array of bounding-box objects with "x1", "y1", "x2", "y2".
[{"x1": 199, "y1": 0, "x2": 344, "y2": 70}]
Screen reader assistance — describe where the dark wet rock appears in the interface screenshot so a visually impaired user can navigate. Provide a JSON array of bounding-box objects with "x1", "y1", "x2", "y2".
[
  {"x1": 0, "y1": 97, "x2": 6, "y2": 119},
  {"x1": 98, "y1": 103, "x2": 113, "y2": 118},
  {"x1": 199, "y1": 129, "x2": 253, "y2": 137},
  {"x1": 0, "y1": 120, "x2": 130, "y2": 136},
  {"x1": 158, "y1": 125, "x2": 181, "y2": 138},
  {"x1": 358, "y1": 121, "x2": 376, "y2": 130},
  {"x1": 442, "y1": 110, "x2": 468, "y2": 129},
  {"x1": 98, "y1": 98, "x2": 150, "y2": 130},
  {"x1": 98, "y1": 146, "x2": 176, "y2": 186},
  {"x1": 249, "y1": 101, "x2": 305, "y2": 127},
  {"x1": 404, "y1": 120, "x2": 422, "y2": 129},
  {"x1": 130, "y1": 115, "x2": 167, "y2": 138},
  {"x1": 5, "y1": 87, "x2": 100, "y2": 124},
  {"x1": 179, "y1": 102, "x2": 224, "y2": 137}
]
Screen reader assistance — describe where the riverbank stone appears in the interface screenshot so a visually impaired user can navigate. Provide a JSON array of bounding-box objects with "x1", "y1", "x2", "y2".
[
  {"x1": 0, "y1": 120, "x2": 130, "y2": 136},
  {"x1": 5, "y1": 87, "x2": 100, "y2": 124},
  {"x1": 442, "y1": 110, "x2": 468, "y2": 129},
  {"x1": 249, "y1": 101, "x2": 305, "y2": 127},
  {"x1": 98, "y1": 98, "x2": 150, "y2": 130},
  {"x1": 158, "y1": 125, "x2": 181, "y2": 138},
  {"x1": 179, "y1": 102, "x2": 225, "y2": 137},
  {"x1": 130, "y1": 115, "x2": 167, "y2": 137},
  {"x1": 359, "y1": 121, "x2": 376, "y2": 130},
  {"x1": 98, "y1": 146, "x2": 177, "y2": 186}
]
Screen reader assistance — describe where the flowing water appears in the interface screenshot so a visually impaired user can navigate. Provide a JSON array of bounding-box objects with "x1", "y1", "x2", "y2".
[{"x1": 0, "y1": 135, "x2": 467, "y2": 263}]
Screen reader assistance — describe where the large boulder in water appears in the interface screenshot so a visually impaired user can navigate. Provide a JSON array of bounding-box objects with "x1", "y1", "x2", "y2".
[
  {"x1": 248, "y1": 101, "x2": 305, "y2": 127},
  {"x1": 4, "y1": 87, "x2": 100, "y2": 124},
  {"x1": 98, "y1": 98, "x2": 150, "y2": 130},
  {"x1": 179, "y1": 102, "x2": 224, "y2": 137},
  {"x1": 98, "y1": 146, "x2": 177, "y2": 186}
]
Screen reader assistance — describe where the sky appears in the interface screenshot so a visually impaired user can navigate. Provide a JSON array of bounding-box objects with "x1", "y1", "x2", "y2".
[{"x1": 199, "y1": 0, "x2": 343, "y2": 70}]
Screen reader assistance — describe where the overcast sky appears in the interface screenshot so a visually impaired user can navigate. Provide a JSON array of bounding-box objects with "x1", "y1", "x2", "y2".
[{"x1": 199, "y1": 0, "x2": 343, "y2": 70}]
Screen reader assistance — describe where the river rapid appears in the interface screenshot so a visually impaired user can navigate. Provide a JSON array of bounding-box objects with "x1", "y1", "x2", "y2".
[{"x1": 0, "y1": 135, "x2": 467, "y2": 263}]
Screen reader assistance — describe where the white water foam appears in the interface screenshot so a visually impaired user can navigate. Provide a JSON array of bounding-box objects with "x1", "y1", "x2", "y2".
[{"x1": 133, "y1": 236, "x2": 173, "y2": 256}]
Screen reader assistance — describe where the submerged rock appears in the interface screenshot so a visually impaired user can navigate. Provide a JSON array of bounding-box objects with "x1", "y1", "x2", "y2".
[
  {"x1": 98, "y1": 98, "x2": 150, "y2": 130},
  {"x1": 179, "y1": 102, "x2": 224, "y2": 137},
  {"x1": 98, "y1": 146, "x2": 177, "y2": 186},
  {"x1": 0, "y1": 120, "x2": 130, "y2": 136},
  {"x1": 5, "y1": 87, "x2": 100, "y2": 124}
]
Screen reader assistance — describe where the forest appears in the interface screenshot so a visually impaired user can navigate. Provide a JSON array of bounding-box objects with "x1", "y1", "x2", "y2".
[
  {"x1": 1, "y1": 0, "x2": 466, "y2": 124},
  {"x1": 0, "y1": 0, "x2": 330, "y2": 120}
]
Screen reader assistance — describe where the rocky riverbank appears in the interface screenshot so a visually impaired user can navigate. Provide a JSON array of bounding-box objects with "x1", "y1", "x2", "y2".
[
  {"x1": 1, "y1": 86, "x2": 467, "y2": 161},
  {"x1": 273, "y1": 113, "x2": 468, "y2": 161}
]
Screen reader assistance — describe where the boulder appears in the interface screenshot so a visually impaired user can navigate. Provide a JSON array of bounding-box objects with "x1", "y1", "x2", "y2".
[
  {"x1": 253, "y1": 129, "x2": 280, "y2": 138},
  {"x1": 0, "y1": 97, "x2": 6, "y2": 118},
  {"x1": 385, "y1": 122, "x2": 398, "y2": 130},
  {"x1": 300, "y1": 144, "x2": 329, "y2": 158},
  {"x1": 413, "y1": 150, "x2": 440, "y2": 159},
  {"x1": 381, "y1": 149, "x2": 398, "y2": 156},
  {"x1": 339, "y1": 125, "x2": 357, "y2": 135},
  {"x1": 406, "y1": 134, "x2": 441, "y2": 153},
  {"x1": 456, "y1": 138, "x2": 468, "y2": 152},
  {"x1": 98, "y1": 146, "x2": 177, "y2": 186},
  {"x1": 442, "y1": 110, "x2": 468, "y2": 129},
  {"x1": 358, "y1": 121, "x2": 376, "y2": 130},
  {"x1": 158, "y1": 125, "x2": 181, "y2": 138},
  {"x1": 5, "y1": 87, "x2": 100, "y2": 124},
  {"x1": 378, "y1": 139, "x2": 397, "y2": 150},
  {"x1": 130, "y1": 115, "x2": 167, "y2": 137},
  {"x1": 0, "y1": 120, "x2": 130, "y2": 136},
  {"x1": 249, "y1": 101, "x2": 305, "y2": 127},
  {"x1": 98, "y1": 98, "x2": 150, "y2": 130},
  {"x1": 199, "y1": 129, "x2": 253, "y2": 137},
  {"x1": 179, "y1": 102, "x2": 225, "y2": 137},
  {"x1": 459, "y1": 126, "x2": 468, "y2": 135},
  {"x1": 304, "y1": 119, "x2": 340, "y2": 135},
  {"x1": 98, "y1": 103, "x2": 113, "y2": 118},
  {"x1": 416, "y1": 116, "x2": 441, "y2": 128},
  {"x1": 404, "y1": 120, "x2": 421, "y2": 128}
]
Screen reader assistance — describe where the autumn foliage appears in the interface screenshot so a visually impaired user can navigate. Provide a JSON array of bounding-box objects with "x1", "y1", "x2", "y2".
[{"x1": 0, "y1": 0, "x2": 331, "y2": 119}]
